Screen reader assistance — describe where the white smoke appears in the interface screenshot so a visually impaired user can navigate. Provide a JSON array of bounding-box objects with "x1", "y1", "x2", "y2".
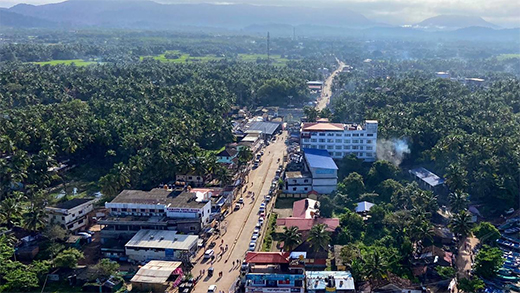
[{"x1": 376, "y1": 138, "x2": 410, "y2": 166}]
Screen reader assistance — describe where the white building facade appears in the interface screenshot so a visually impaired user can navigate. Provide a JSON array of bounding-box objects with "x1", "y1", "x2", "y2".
[
  {"x1": 46, "y1": 198, "x2": 96, "y2": 232},
  {"x1": 301, "y1": 120, "x2": 378, "y2": 162}
]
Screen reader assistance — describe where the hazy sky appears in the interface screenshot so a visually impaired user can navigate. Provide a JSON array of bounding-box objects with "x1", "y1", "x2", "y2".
[{"x1": 0, "y1": 0, "x2": 518, "y2": 27}]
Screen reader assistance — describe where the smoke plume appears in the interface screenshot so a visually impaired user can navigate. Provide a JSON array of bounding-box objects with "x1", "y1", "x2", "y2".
[{"x1": 376, "y1": 138, "x2": 410, "y2": 166}]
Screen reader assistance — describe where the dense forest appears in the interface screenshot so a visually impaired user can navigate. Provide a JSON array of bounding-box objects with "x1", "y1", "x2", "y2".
[
  {"x1": 0, "y1": 59, "x2": 322, "y2": 201},
  {"x1": 331, "y1": 68, "x2": 520, "y2": 214}
]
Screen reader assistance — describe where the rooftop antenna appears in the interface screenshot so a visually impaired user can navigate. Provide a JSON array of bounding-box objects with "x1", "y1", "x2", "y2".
[{"x1": 267, "y1": 31, "x2": 270, "y2": 65}]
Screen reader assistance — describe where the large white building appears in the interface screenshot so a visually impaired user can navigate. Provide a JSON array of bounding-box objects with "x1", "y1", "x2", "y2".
[
  {"x1": 301, "y1": 120, "x2": 378, "y2": 161},
  {"x1": 46, "y1": 198, "x2": 96, "y2": 232}
]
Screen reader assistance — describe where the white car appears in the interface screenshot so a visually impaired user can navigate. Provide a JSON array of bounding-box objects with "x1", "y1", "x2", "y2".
[
  {"x1": 204, "y1": 249, "x2": 214, "y2": 259},
  {"x1": 208, "y1": 285, "x2": 217, "y2": 293},
  {"x1": 251, "y1": 234, "x2": 258, "y2": 241},
  {"x1": 248, "y1": 242, "x2": 256, "y2": 251},
  {"x1": 253, "y1": 228, "x2": 260, "y2": 235},
  {"x1": 265, "y1": 195, "x2": 271, "y2": 203}
]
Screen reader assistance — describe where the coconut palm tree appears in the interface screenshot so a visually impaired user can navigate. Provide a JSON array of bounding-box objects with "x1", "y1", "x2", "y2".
[
  {"x1": 450, "y1": 210, "x2": 473, "y2": 239},
  {"x1": 281, "y1": 226, "x2": 302, "y2": 251},
  {"x1": 449, "y1": 191, "x2": 469, "y2": 213},
  {"x1": 0, "y1": 192, "x2": 25, "y2": 228},
  {"x1": 23, "y1": 205, "x2": 47, "y2": 233},
  {"x1": 307, "y1": 223, "x2": 331, "y2": 252}
]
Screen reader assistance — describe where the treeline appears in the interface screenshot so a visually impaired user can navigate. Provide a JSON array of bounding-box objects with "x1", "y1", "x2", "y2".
[
  {"x1": 331, "y1": 76, "x2": 520, "y2": 213},
  {"x1": 0, "y1": 59, "x2": 317, "y2": 198}
]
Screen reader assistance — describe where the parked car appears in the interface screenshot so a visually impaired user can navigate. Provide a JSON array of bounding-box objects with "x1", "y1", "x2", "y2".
[
  {"x1": 234, "y1": 203, "x2": 241, "y2": 211},
  {"x1": 265, "y1": 195, "x2": 271, "y2": 203},
  {"x1": 204, "y1": 249, "x2": 215, "y2": 259},
  {"x1": 208, "y1": 285, "x2": 217, "y2": 293},
  {"x1": 253, "y1": 228, "x2": 260, "y2": 235},
  {"x1": 248, "y1": 242, "x2": 256, "y2": 251},
  {"x1": 251, "y1": 234, "x2": 258, "y2": 241},
  {"x1": 241, "y1": 260, "x2": 249, "y2": 271},
  {"x1": 238, "y1": 197, "x2": 244, "y2": 204},
  {"x1": 255, "y1": 222, "x2": 262, "y2": 228}
]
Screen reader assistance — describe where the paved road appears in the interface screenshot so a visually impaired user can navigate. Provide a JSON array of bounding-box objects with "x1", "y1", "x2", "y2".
[
  {"x1": 316, "y1": 58, "x2": 346, "y2": 111},
  {"x1": 192, "y1": 132, "x2": 287, "y2": 293}
]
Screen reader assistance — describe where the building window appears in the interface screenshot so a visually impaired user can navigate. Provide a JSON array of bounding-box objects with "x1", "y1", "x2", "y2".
[
  {"x1": 141, "y1": 209, "x2": 146, "y2": 212},
  {"x1": 335, "y1": 145, "x2": 342, "y2": 150},
  {"x1": 304, "y1": 179, "x2": 309, "y2": 183},
  {"x1": 188, "y1": 176, "x2": 192, "y2": 180},
  {"x1": 367, "y1": 140, "x2": 372, "y2": 143},
  {"x1": 335, "y1": 152, "x2": 342, "y2": 157},
  {"x1": 360, "y1": 133, "x2": 364, "y2": 136},
  {"x1": 353, "y1": 140, "x2": 359, "y2": 143},
  {"x1": 311, "y1": 139, "x2": 317, "y2": 142},
  {"x1": 150, "y1": 209, "x2": 155, "y2": 213},
  {"x1": 335, "y1": 133, "x2": 342, "y2": 137},
  {"x1": 353, "y1": 133, "x2": 359, "y2": 137},
  {"x1": 344, "y1": 145, "x2": 351, "y2": 150},
  {"x1": 327, "y1": 139, "x2": 334, "y2": 143},
  {"x1": 79, "y1": 210, "x2": 83, "y2": 214},
  {"x1": 121, "y1": 208, "x2": 127, "y2": 212},
  {"x1": 319, "y1": 145, "x2": 326, "y2": 149},
  {"x1": 367, "y1": 134, "x2": 374, "y2": 137},
  {"x1": 326, "y1": 145, "x2": 333, "y2": 150},
  {"x1": 293, "y1": 180, "x2": 297, "y2": 183},
  {"x1": 360, "y1": 146, "x2": 364, "y2": 150},
  {"x1": 303, "y1": 139, "x2": 309, "y2": 142},
  {"x1": 344, "y1": 139, "x2": 350, "y2": 143},
  {"x1": 304, "y1": 187, "x2": 308, "y2": 191},
  {"x1": 78, "y1": 219, "x2": 83, "y2": 224},
  {"x1": 367, "y1": 146, "x2": 373, "y2": 150},
  {"x1": 132, "y1": 209, "x2": 137, "y2": 212},
  {"x1": 67, "y1": 224, "x2": 74, "y2": 229},
  {"x1": 352, "y1": 146, "x2": 359, "y2": 150},
  {"x1": 62, "y1": 216, "x2": 65, "y2": 221},
  {"x1": 318, "y1": 133, "x2": 325, "y2": 136},
  {"x1": 293, "y1": 187, "x2": 297, "y2": 191},
  {"x1": 190, "y1": 226, "x2": 196, "y2": 231},
  {"x1": 319, "y1": 139, "x2": 325, "y2": 143},
  {"x1": 335, "y1": 139, "x2": 342, "y2": 143},
  {"x1": 345, "y1": 133, "x2": 351, "y2": 137},
  {"x1": 327, "y1": 133, "x2": 334, "y2": 136}
]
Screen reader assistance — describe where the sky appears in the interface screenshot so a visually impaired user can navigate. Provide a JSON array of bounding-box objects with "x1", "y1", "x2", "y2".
[{"x1": 0, "y1": 0, "x2": 518, "y2": 27}]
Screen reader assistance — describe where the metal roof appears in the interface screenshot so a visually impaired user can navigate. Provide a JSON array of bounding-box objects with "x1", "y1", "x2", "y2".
[
  {"x1": 109, "y1": 188, "x2": 207, "y2": 208},
  {"x1": 409, "y1": 167, "x2": 445, "y2": 187},
  {"x1": 303, "y1": 149, "x2": 338, "y2": 170},
  {"x1": 125, "y1": 230, "x2": 198, "y2": 251},
  {"x1": 246, "y1": 121, "x2": 280, "y2": 136},
  {"x1": 355, "y1": 201, "x2": 375, "y2": 213},
  {"x1": 305, "y1": 271, "x2": 355, "y2": 291},
  {"x1": 130, "y1": 260, "x2": 182, "y2": 284}
]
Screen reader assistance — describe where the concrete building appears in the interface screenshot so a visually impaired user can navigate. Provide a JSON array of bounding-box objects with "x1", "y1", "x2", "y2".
[
  {"x1": 100, "y1": 187, "x2": 212, "y2": 254},
  {"x1": 409, "y1": 167, "x2": 447, "y2": 195},
  {"x1": 175, "y1": 174, "x2": 210, "y2": 187},
  {"x1": 244, "y1": 252, "x2": 305, "y2": 293},
  {"x1": 305, "y1": 271, "x2": 355, "y2": 293},
  {"x1": 125, "y1": 230, "x2": 198, "y2": 262},
  {"x1": 284, "y1": 171, "x2": 312, "y2": 194},
  {"x1": 130, "y1": 261, "x2": 184, "y2": 293},
  {"x1": 304, "y1": 148, "x2": 338, "y2": 194},
  {"x1": 216, "y1": 147, "x2": 238, "y2": 164},
  {"x1": 301, "y1": 120, "x2": 378, "y2": 161},
  {"x1": 46, "y1": 198, "x2": 96, "y2": 232}
]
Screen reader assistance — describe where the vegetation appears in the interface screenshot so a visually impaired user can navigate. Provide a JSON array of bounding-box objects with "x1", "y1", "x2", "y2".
[
  {"x1": 281, "y1": 226, "x2": 302, "y2": 251},
  {"x1": 472, "y1": 222, "x2": 501, "y2": 245},
  {"x1": 473, "y1": 245, "x2": 504, "y2": 279}
]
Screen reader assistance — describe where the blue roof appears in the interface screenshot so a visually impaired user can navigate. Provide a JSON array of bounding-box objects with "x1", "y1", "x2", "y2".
[
  {"x1": 355, "y1": 201, "x2": 375, "y2": 213},
  {"x1": 409, "y1": 167, "x2": 445, "y2": 187},
  {"x1": 303, "y1": 148, "x2": 338, "y2": 170}
]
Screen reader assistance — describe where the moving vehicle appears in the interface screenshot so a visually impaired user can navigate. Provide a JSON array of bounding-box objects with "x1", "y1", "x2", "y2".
[
  {"x1": 204, "y1": 249, "x2": 214, "y2": 259},
  {"x1": 208, "y1": 285, "x2": 217, "y2": 293}
]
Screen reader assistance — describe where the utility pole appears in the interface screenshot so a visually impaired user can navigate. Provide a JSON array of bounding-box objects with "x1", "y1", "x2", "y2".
[{"x1": 267, "y1": 31, "x2": 270, "y2": 65}]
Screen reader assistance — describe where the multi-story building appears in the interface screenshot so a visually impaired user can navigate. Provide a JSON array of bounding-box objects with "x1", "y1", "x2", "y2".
[
  {"x1": 100, "y1": 187, "x2": 212, "y2": 253},
  {"x1": 125, "y1": 230, "x2": 198, "y2": 263},
  {"x1": 283, "y1": 149, "x2": 338, "y2": 194},
  {"x1": 305, "y1": 271, "x2": 355, "y2": 293},
  {"x1": 46, "y1": 198, "x2": 96, "y2": 232},
  {"x1": 301, "y1": 120, "x2": 378, "y2": 161},
  {"x1": 244, "y1": 252, "x2": 305, "y2": 293}
]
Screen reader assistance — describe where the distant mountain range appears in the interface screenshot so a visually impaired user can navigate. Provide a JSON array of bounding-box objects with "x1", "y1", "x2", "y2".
[
  {"x1": 414, "y1": 15, "x2": 499, "y2": 30},
  {"x1": 0, "y1": 0, "x2": 515, "y2": 42},
  {"x1": 1, "y1": 0, "x2": 374, "y2": 29}
]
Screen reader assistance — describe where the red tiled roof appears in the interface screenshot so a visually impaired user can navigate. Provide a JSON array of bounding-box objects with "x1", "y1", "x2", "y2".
[
  {"x1": 302, "y1": 122, "x2": 344, "y2": 131},
  {"x1": 245, "y1": 252, "x2": 290, "y2": 264},
  {"x1": 276, "y1": 218, "x2": 339, "y2": 232},
  {"x1": 292, "y1": 199, "x2": 318, "y2": 218}
]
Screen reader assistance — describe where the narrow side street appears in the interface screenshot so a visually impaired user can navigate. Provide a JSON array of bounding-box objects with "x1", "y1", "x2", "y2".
[{"x1": 191, "y1": 132, "x2": 288, "y2": 293}]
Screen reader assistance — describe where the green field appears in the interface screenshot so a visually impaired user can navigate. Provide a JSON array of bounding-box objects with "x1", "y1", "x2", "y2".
[
  {"x1": 141, "y1": 50, "x2": 293, "y2": 66},
  {"x1": 496, "y1": 54, "x2": 520, "y2": 61},
  {"x1": 140, "y1": 50, "x2": 223, "y2": 63},
  {"x1": 33, "y1": 59, "x2": 96, "y2": 66}
]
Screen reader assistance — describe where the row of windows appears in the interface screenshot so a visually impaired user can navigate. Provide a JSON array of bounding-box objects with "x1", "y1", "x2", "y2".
[
  {"x1": 114, "y1": 208, "x2": 164, "y2": 213},
  {"x1": 304, "y1": 138, "x2": 374, "y2": 144},
  {"x1": 310, "y1": 132, "x2": 375, "y2": 137}
]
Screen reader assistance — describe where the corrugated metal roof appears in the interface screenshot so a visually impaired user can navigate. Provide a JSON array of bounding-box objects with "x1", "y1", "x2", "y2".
[
  {"x1": 131, "y1": 260, "x2": 182, "y2": 284},
  {"x1": 246, "y1": 121, "x2": 280, "y2": 136},
  {"x1": 303, "y1": 148, "x2": 338, "y2": 170},
  {"x1": 125, "y1": 230, "x2": 198, "y2": 251},
  {"x1": 409, "y1": 167, "x2": 445, "y2": 187},
  {"x1": 355, "y1": 201, "x2": 375, "y2": 213},
  {"x1": 305, "y1": 271, "x2": 355, "y2": 290}
]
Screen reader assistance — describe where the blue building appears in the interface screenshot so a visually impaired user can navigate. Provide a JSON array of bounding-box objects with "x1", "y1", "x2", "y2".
[{"x1": 303, "y1": 148, "x2": 338, "y2": 194}]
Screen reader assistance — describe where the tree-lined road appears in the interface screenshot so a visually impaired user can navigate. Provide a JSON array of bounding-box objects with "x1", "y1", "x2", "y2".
[{"x1": 316, "y1": 58, "x2": 346, "y2": 111}]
